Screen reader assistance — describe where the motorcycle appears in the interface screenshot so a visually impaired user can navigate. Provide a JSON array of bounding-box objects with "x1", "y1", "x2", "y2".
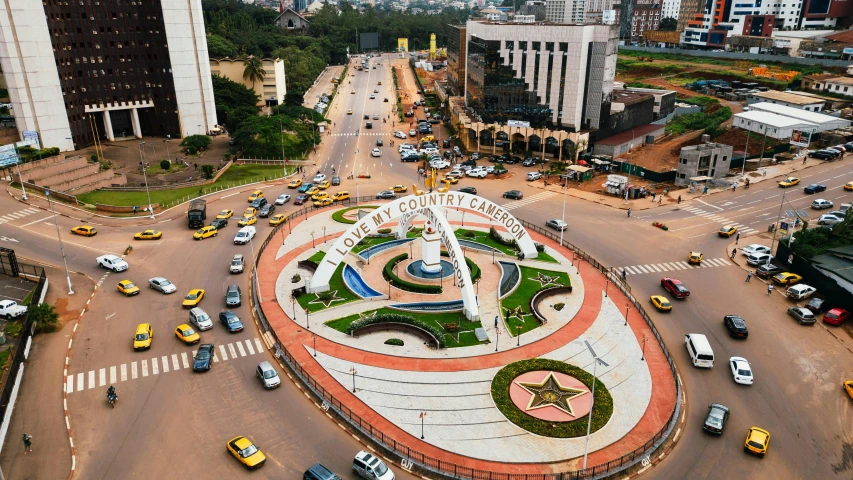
[{"x1": 107, "y1": 392, "x2": 118, "y2": 408}]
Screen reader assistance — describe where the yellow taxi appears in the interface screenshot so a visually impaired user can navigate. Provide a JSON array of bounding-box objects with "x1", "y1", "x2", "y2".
[
  {"x1": 744, "y1": 427, "x2": 770, "y2": 457},
  {"x1": 243, "y1": 207, "x2": 257, "y2": 218},
  {"x1": 688, "y1": 251, "x2": 703, "y2": 265},
  {"x1": 718, "y1": 225, "x2": 737, "y2": 238},
  {"x1": 305, "y1": 186, "x2": 319, "y2": 196},
  {"x1": 844, "y1": 380, "x2": 853, "y2": 401},
  {"x1": 226, "y1": 436, "x2": 266, "y2": 469},
  {"x1": 247, "y1": 190, "x2": 264, "y2": 202},
  {"x1": 174, "y1": 324, "x2": 200, "y2": 345},
  {"x1": 317, "y1": 180, "x2": 331, "y2": 190},
  {"x1": 71, "y1": 225, "x2": 98, "y2": 237},
  {"x1": 193, "y1": 226, "x2": 217, "y2": 240},
  {"x1": 238, "y1": 216, "x2": 257, "y2": 227},
  {"x1": 117, "y1": 280, "x2": 140, "y2": 296},
  {"x1": 778, "y1": 177, "x2": 800, "y2": 188},
  {"x1": 314, "y1": 198, "x2": 333, "y2": 207},
  {"x1": 650, "y1": 295, "x2": 672, "y2": 312},
  {"x1": 216, "y1": 209, "x2": 234, "y2": 219},
  {"x1": 269, "y1": 214, "x2": 286, "y2": 226},
  {"x1": 845, "y1": 181, "x2": 853, "y2": 191},
  {"x1": 288, "y1": 179, "x2": 303, "y2": 189},
  {"x1": 444, "y1": 175, "x2": 460, "y2": 184},
  {"x1": 182, "y1": 289, "x2": 205, "y2": 308},
  {"x1": 312, "y1": 191, "x2": 329, "y2": 201},
  {"x1": 133, "y1": 323, "x2": 153, "y2": 350},
  {"x1": 332, "y1": 191, "x2": 350, "y2": 202},
  {"x1": 772, "y1": 272, "x2": 802, "y2": 285},
  {"x1": 391, "y1": 185, "x2": 407, "y2": 193},
  {"x1": 133, "y1": 229, "x2": 162, "y2": 240},
  {"x1": 347, "y1": 109, "x2": 353, "y2": 115}
]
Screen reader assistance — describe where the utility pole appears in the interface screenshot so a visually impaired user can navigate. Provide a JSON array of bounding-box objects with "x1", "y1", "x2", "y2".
[{"x1": 769, "y1": 188, "x2": 787, "y2": 255}]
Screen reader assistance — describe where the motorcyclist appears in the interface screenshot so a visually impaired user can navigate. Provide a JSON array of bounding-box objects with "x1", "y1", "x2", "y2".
[{"x1": 107, "y1": 385, "x2": 116, "y2": 399}]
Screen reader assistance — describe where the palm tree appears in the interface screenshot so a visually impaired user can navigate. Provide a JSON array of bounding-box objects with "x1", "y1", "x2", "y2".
[
  {"x1": 488, "y1": 125, "x2": 496, "y2": 155},
  {"x1": 243, "y1": 55, "x2": 266, "y2": 92}
]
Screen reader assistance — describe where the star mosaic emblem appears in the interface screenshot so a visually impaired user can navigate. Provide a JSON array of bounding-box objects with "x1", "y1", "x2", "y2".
[
  {"x1": 514, "y1": 371, "x2": 589, "y2": 417},
  {"x1": 308, "y1": 290, "x2": 346, "y2": 308},
  {"x1": 504, "y1": 305, "x2": 532, "y2": 324},
  {"x1": 357, "y1": 310, "x2": 378, "y2": 321},
  {"x1": 528, "y1": 271, "x2": 561, "y2": 288}
]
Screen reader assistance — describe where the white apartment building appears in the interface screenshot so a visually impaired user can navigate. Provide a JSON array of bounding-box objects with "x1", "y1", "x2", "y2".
[
  {"x1": 661, "y1": 0, "x2": 681, "y2": 21},
  {"x1": 547, "y1": 0, "x2": 587, "y2": 24}
]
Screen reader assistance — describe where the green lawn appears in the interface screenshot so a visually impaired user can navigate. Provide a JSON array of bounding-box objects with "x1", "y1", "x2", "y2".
[
  {"x1": 353, "y1": 236, "x2": 398, "y2": 253},
  {"x1": 296, "y1": 251, "x2": 360, "y2": 312},
  {"x1": 75, "y1": 164, "x2": 295, "y2": 208},
  {"x1": 501, "y1": 265, "x2": 572, "y2": 336},
  {"x1": 454, "y1": 228, "x2": 559, "y2": 263},
  {"x1": 331, "y1": 205, "x2": 379, "y2": 224},
  {"x1": 0, "y1": 350, "x2": 9, "y2": 370},
  {"x1": 145, "y1": 163, "x2": 187, "y2": 175},
  {"x1": 325, "y1": 307, "x2": 487, "y2": 348}
]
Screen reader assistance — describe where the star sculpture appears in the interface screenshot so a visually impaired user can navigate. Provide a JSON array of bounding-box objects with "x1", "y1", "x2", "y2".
[
  {"x1": 357, "y1": 310, "x2": 378, "y2": 322},
  {"x1": 528, "y1": 271, "x2": 561, "y2": 288},
  {"x1": 504, "y1": 305, "x2": 531, "y2": 324},
  {"x1": 514, "y1": 371, "x2": 589, "y2": 417},
  {"x1": 308, "y1": 290, "x2": 346, "y2": 308}
]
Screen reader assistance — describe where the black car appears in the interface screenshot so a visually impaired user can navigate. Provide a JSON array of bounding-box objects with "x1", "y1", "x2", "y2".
[
  {"x1": 461, "y1": 159, "x2": 477, "y2": 167},
  {"x1": 510, "y1": 156, "x2": 523, "y2": 164},
  {"x1": 383, "y1": 98, "x2": 389, "y2": 102},
  {"x1": 804, "y1": 184, "x2": 826, "y2": 194},
  {"x1": 723, "y1": 315, "x2": 749, "y2": 338},
  {"x1": 703, "y1": 403, "x2": 729, "y2": 435},
  {"x1": 249, "y1": 197, "x2": 267, "y2": 209},
  {"x1": 363, "y1": 114, "x2": 369, "y2": 120},
  {"x1": 401, "y1": 154, "x2": 419, "y2": 162},
  {"x1": 193, "y1": 344, "x2": 214, "y2": 372},
  {"x1": 225, "y1": 284, "x2": 242, "y2": 307},
  {"x1": 522, "y1": 158, "x2": 537, "y2": 167},
  {"x1": 376, "y1": 139, "x2": 384, "y2": 147},
  {"x1": 331, "y1": 176, "x2": 341, "y2": 186},
  {"x1": 809, "y1": 151, "x2": 834, "y2": 160},
  {"x1": 442, "y1": 139, "x2": 451, "y2": 148},
  {"x1": 376, "y1": 190, "x2": 396, "y2": 199},
  {"x1": 503, "y1": 190, "x2": 523, "y2": 200},
  {"x1": 219, "y1": 310, "x2": 244, "y2": 333},
  {"x1": 459, "y1": 186, "x2": 477, "y2": 195},
  {"x1": 428, "y1": 118, "x2": 440, "y2": 124},
  {"x1": 487, "y1": 155, "x2": 498, "y2": 163},
  {"x1": 294, "y1": 194, "x2": 310, "y2": 205},
  {"x1": 210, "y1": 218, "x2": 227, "y2": 230},
  {"x1": 303, "y1": 463, "x2": 341, "y2": 480},
  {"x1": 258, "y1": 204, "x2": 276, "y2": 217},
  {"x1": 805, "y1": 297, "x2": 832, "y2": 314},
  {"x1": 366, "y1": 121, "x2": 373, "y2": 129},
  {"x1": 755, "y1": 263, "x2": 782, "y2": 279}
]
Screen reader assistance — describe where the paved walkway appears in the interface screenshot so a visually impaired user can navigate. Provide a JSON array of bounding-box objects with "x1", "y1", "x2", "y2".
[{"x1": 255, "y1": 205, "x2": 677, "y2": 472}]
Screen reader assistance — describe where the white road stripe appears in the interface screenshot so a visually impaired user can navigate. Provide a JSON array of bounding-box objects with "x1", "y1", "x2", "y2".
[
  {"x1": 88, "y1": 370, "x2": 95, "y2": 389},
  {"x1": 121, "y1": 364, "x2": 127, "y2": 382},
  {"x1": 649, "y1": 264, "x2": 663, "y2": 272},
  {"x1": 245, "y1": 339, "x2": 255, "y2": 355},
  {"x1": 161, "y1": 356, "x2": 169, "y2": 373},
  {"x1": 172, "y1": 354, "x2": 179, "y2": 371},
  {"x1": 142, "y1": 359, "x2": 149, "y2": 377},
  {"x1": 228, "y1": 343, "x2": 237, "y2": 359},
  {"x1": 151, "y1": 357, "x2": 159, "y2": 375},
  {"x1": 66, "y1": 375, "x2": 74, "y2": 393},
  {"x1": 254, "y1": 338, "x2": 263, "y2": 352},
  {"x1": 235, "y1": 342, "x2": 245, "y2": 357},
  {"x1": 639, "y1": 265, "x2": 653, "y2": 273},
  {"x1": 109, "y1": 366, "x2": 116, "y2": 384},
  {"x1": 219, "y1": 344, "x2": 228, "y2": 361},
  {"x1": 20, "y1": 216, "x2": 54, "y2": 228},
  {"x1": 181, "y1": 352, "x2": 189, "y2": 369},
  {"x1": 77, "y1": 372, "x2": 84, "y2": 390},
  {"x1": 131, "y1": 361, "x2": 138, "y2": 379},
  {"x1": 213, "y1": 352, "x2": 220, "y2": 363}
]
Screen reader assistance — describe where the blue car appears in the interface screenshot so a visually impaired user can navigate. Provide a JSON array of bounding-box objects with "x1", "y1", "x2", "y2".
[
  {"x1": 804, "y1": 184, "x2": 826, "y2": 194},
  {"x1": 219, "y1": 310, "x2": 244, "y2": 333},
  {"x1": 193, "y1": 344, "x2": 214, "y2": 372},
  {"x1": 298, "y1": 183, "x2": 314, "y2": 193}
]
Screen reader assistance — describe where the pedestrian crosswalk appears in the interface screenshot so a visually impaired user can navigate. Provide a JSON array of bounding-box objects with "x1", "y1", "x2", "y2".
[
  {"x1": 0, "y1": 207, "x2": 41, "y2": 224},
  {"x1": 501, "y1": 191, "x2": 557, "y2": 211},
  {"x1": 619, "y1": 257, "x2": 732, "y2": 275},
  {"x1": 330, "y1": 132, "x2": 390, "y2": 137},
  {"x1": 64, "y1": 337, "x2": 265, "y2": 394},
  {"x1": 678, "y1": 205, "x2": 758, "y2": 235}
]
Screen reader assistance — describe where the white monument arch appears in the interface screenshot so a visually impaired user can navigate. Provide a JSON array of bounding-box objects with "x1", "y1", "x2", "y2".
[{"x1": 309, "y1": 192, "x2": 539, "y2": 321}]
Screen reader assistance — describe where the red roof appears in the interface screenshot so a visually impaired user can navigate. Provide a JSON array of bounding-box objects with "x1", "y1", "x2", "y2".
[
  {"x1": 596, "y1": 124, "x2": 665, "y2": 146},
  {"x1": 825, "y1": 29, "x2": 853, "y2": 44}
]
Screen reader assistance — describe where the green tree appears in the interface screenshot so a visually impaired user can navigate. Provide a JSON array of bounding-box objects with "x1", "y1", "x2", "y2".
[
  {"x1": 180, "y1": 135, "x2": 212, "y2": 155},
  {"x1": 284, "y1": 92, "x2": 305, "y2": 107},
  {"x1": 207, "y1": 34, "x2": 238, "y2": 57},
  {"x1": 159, "y1": 159, "x2": 171, "y2": 171},
  {"x1": 211, "y1": 74, "x2": 259, "y2": 133},
  {"x1": 200, "y1": 164, "x2": 215, "y2": 179},
  {"x1": 659, "y1": 18, "x2": 678, "y2": 31},
  {"x1": 242, "y1": 55, "x2": 266, "y2": 91},
  {"x1": 29, "y1": 302, "x2": 59, "y2": 333}
]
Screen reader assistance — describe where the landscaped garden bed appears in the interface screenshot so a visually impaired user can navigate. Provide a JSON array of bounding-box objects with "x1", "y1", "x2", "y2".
[
  {"x1": 331, "y1": 205, "x2": 378, "y2": 224},
  {"x1": 295, "y1": 251, "x2": 359, "y2": 312},
  {"x1": 501, "y1": 266, "x2": 572, "y2": 336},
  {"x1": 325, "y1": 307, "x2": 486, "y2": 348}
]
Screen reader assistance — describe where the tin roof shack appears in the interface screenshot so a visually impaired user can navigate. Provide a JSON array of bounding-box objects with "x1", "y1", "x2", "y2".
[
  {"x1": 675, "y1": 137, "x2": 733, "y2": 186},
  {"x1": 598, "y1": 90, "x2": 656, "y2": 140},
  {"x1": 746, "y1": 91, "x2": 827, "y2": 112},
  {"x1": 593, "y1": 124, "x2": 666, "y2": 157}
]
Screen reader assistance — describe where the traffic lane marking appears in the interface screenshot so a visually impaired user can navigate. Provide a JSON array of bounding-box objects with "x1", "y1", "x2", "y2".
[{"x1": 19, "y1": 215, "x2": 55, "y2": 228}]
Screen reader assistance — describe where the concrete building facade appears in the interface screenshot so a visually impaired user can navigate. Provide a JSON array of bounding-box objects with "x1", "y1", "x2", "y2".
[
  {"x1": 0, "y1": 0, "x2": 217, "y2": 152},
  {"x1": 675, "y1": 140, "x2": 733, "y2": 186},
  {"x1": 631, "y1": 1, "x2": 663, "y2": 42},
  {"x1": 446, "y1": 25, "x2": 467, "y2": 96},
  {"x1": 275, "y1": 8, "x2": 310, "y2": 32},
  {"x1": 210, "y1": 58, "x2": 287, "y2": 108},
  {"x1": 546, "y1": 0, "x2": 587, "y2": 24}
]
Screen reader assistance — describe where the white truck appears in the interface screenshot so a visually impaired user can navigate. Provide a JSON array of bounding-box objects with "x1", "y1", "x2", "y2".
[
  {"x1": 96, "y1": 254, "x2": 129, "y2": 272},
  {"x1": 0, "y1": 299, "x2": 27, "y2": 319}
]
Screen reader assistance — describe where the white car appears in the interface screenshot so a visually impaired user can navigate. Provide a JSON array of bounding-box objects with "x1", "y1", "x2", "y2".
[
  {"x1": 811, "y1": 199, "x2": 833, "y2": 210},
  {"x1": 546, "y1": 219, "x2": 568, "y2": 231},
  {"x1": 419, "y1": 147, "x2": 439, "y2": 156},
  {"x1": 189, "y1": 307, "x2": 214, "y2": 331},
  {"x1": 0, "y1": 300, "x2": 27, "y2": 320},
  {"x1": 148, "y1": 277, "x2": 177, "y2": 294},
  {"x1": 394, "y1": 131, "x2": 407, "y2": 139},
  {"x1": 729, "y1": 357, "x2": 753, "y2": 385},
  {"x1": 353, "y1": 450, "x2": 394, "y2": 480},
  {"x1": 786, "y1": 284, "x2": 816, "y2": 300},
  {"x1": 313, "y1": 173, "x2": 326, "y2": 183},
  {"x1": 409, "y1": 129, "x2": 416, "y2": 137},
  {"x1": 275, "y1": 194, "x2": 291, "y2": 205},
  {"x1": 466, "y1": 167, "x2": 487, "y2": 178},
  {"x1": 371, "y1": 148, "x2": 381, "y2": 157},
  {"x1": 230, "y1": 254, "x2": 245, "y2": 274},
  {"x1": 741, "y1": 244, "x2": 770, "y2": 256},
  {"x1": 234, "y1": 226, "x2": 256, "y2": 244},
  {"x1": 429, "y1": 160, "x2": 450, "y2": 169},
  {"x1": 746, "y1": 253, "x2": 773, "y2": 266},
  {"x1": 818, "y1": 214, "x2": 843, "y2": 225},
  {"x1": 527, "y1": 172, "x2": 542, "y2": 181},
  {"x1": 484, "y1": 166, "x2": 495, "y2": 174},
  {"x1": 369, "y1": 94, "x2": 376, "y2": 99},
  {"x1": 399, "y1": 144, "x2": 415, "y2": 154},
  {"x1": 96, "y1": 254, "x2": 128, "y2": 272}
]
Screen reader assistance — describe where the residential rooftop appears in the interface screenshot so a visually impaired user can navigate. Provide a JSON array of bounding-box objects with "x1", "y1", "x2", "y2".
[{"x1": 750, "y1": 90, "x2": 826, "y2": 105}]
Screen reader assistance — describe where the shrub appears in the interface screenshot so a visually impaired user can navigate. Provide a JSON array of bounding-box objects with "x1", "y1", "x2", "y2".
[
  {"x1": 291, "y1": 273, "x2": 301, "y2": 283},
  {"x1": 383, "y1": 254, "x2": 442, "y2": 294},
  {"x1": 90, "y1": 154, "x2": 99, "y2": 162},
  {"x1": 200, "y1": 164, "x2": 215, "y2": 179},
  {"x1": 159, "y1": 159, "x2": 171, "y2": 171},
  {"x1": 29, "y1": 302, "x2": 59, "y2": 333},
  {"x1": 463, "y1": 230, "x2": 476, "y2": 238},
  {"x1": 535, "y1": 242, "x2": 545, "y2": 253},
  {"x1": 384, "y1": 338, "x2": 404, "y2": 346},
  {"x1": 180, "y1": 134, "x2": 211, "y2": 155},
  {"x1": 377, "y1": 228, "x2": 392, "y2": 234},
  {"x1": 346, "y1": 312, "x2": 445, "y2": 348},
  {"x1": 318, "y1": 291, "x2": 333, "y2": 302},
  {"x1": 553, "y1": 303, "x2": 565, "y2": 311},
  {"x1": 490, "y1": 226, "x2": 517, "y2": 248},
  {"x1": 445, "y1": 322, "x2": 459, "y2": 332}
]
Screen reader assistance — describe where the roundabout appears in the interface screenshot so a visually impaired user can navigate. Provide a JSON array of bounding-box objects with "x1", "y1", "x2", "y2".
[{"x1": 255, "y1": 193, "x2": 678, "y2": 473}]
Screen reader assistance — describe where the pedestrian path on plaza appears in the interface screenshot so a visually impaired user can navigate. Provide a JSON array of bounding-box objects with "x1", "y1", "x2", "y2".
[
  {"x1": 675, "y1": 205, "x2": 759, "y2": 234},
  {"x1": 64, "y1": 338, "x2": 264, "y2": 394},
  {"x1": 500, "y1": 191, "x2": 557, "y2": 211},
  {"x1": 619, "y1": 257, "x2": 731, "y2": 275}
]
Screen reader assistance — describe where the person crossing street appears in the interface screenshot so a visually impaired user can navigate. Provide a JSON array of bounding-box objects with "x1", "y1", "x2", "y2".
[{"x1": 746, "y1": 270, "x2": 753, "y2": 282}]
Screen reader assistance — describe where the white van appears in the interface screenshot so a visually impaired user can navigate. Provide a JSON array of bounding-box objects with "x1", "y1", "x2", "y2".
[
  {"x1": 786, "y1": 284, "x2": 816, "y2": 300},
  {"x1": 234, "y1": 226, "x2": 256, "y2": 245},
  {"x1": 685, "y1": 333, "x2": 714, "y2": 368}
]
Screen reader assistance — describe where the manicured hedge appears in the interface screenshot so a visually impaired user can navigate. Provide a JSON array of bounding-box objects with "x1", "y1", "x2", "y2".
[
  {"x1": 346, "y1": 312, "x2": 446, "y2": 348},
  {"x1": 491, "y1": 359, "x2": 613, "y2": 438},
  {"x1": 384, "y1": 338, "x2": 404, "y2": 346},
  {"x1": 440, "y1": 251, "x2": 481, "y2": 282},
  {"x1": 382, "y1": 254, "x2": 442, "y2": 294},
  {"x1": 331, "y1": 205, "x2": 378, "y2": 224}
]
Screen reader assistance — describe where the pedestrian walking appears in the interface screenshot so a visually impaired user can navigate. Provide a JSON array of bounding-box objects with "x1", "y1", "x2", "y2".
[
  {"x1": 658, "y1": 196, "x2": 662, "y2": 204},
  {"x1": 627, "y1": 208, "x2": 632, "y2": 218},
  {"x1": 732, "y1": 182, "x2": 737, "y2": 191},
  {"x1": 803, "y1": 156, "x2": 807, "y2": 165},
  {"x1": 767, "y1": 284, "x2": 773, "y2": 295},
  {"x1": 22, "y1": 433, "x2": 32, "y2": 454},
  {"x1": 677, "y1": 195, "x2": 682, "y2": 204},
  {"x1": 731, "y1": 248, "x2": 737, "y2": 260},
  {"x1": 621, "y1": 269, "x2": 627, "y2": 282},
  {"x1": 746, "y1": 270, "x2": 753, "y2": 282},
  {"x1": 494, "y1": 316, "x2": 498, "y2": 328},
  {"x1": 735, "y1": 232, "x2": 740, "y2": 244},
  {"x1": 651, "y1": 192, "x2": 656, "y2": 201}
]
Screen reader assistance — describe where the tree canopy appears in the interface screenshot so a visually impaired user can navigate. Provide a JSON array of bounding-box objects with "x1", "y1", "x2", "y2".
[
  {"x1": 658, "y1": 18, "x2": 678, "y2": 31},
  {"x1": 211, "y1": 74, "x2": 260, "y2": 133}
]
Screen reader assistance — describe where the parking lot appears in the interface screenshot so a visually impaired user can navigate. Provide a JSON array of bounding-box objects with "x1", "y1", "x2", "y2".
[{"x1": 0, "y1": 276, "x2": 34, "y2": 303}]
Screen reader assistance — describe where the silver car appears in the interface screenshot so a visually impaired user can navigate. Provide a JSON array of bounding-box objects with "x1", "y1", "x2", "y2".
[
  {"x1": 189, "y1": 307, "x2": 214, "y2": 331},
  {"x1": 148, "y1": 277, "x2": 177, "y2": 294},
  {"x1": 787, "y1": 307, "x2": 816, "y2": 325},
  {"x1": 256, "y1": 361, "x2": 281, "y2": 389},
  {"x1": 546, "y1": 219, "x2": 568, "y2": 231}
]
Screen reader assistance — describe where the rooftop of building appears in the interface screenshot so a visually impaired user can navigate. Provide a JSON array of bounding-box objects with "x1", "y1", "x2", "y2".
[
  {"x1": 812, "y1": 245, "x2": 853, "y2": 285},
  {"x1": 825, "y1": 77, "x2": 853, "y2": 86},
  {"x1": 623, "y1": 85, "x2": 676, "y2": 95},
  {"x1": 790, "y1": 90, "x2": 848, "y2": 103},
  {"x1": 735, "y1": 110, "x2": 817, "y2": 128},
  {"x1": 468, "y1": 18, "x2": 611, "y2": 28},
  {"x1": 803, "y1": 73, "x2": 840, "y2": 81},
  {"x1": 611, "y1": 90, "x2": 654, "y2": 106},
  {"x1": 681, "y1": 141, "x2": 732, "y2": 152},
  {"x1": 749, "y1": 102, "x2": 852, "y2": 126},
  {"x1": 825, "y1": 28, "x2": 853, "y2": 44},
  {"x1": 750, "y1": 90, "x2": 826, "y2": 105},
  {"x1": 595, "y1": 124, "x2": 664, "y2": 146}
]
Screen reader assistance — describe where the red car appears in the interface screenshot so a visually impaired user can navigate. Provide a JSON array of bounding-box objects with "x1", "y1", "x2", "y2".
[
  {"x1": 294, "y1": 194, "x2": 310, "y2": 205},
  {"x1": 661, "y1": 277, "x2": 690, "y2": 298},
  {"x1": 823, "y1": 308, "x2": 850, "y2": 326}
]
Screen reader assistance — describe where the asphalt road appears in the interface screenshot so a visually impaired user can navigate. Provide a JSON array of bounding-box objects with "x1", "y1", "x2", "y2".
[{"x1": 1, "y1": 51, "x2": 852, "y2": 479}]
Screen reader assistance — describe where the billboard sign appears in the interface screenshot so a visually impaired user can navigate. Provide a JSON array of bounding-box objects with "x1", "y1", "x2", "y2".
[
  {"x1": 397, "y1": 38, "x2": 408, "y2": 52},
  {"x1": 507, "y1": 120, "x2": 531, "y2": 128},
  {"x1": 602, "y1": 10, "x2": 616, "y2": 24},
  {"x1": 0, "y1": 144, "x2": 19, "y2": 168},
  {"x1": 790, "y1": 129, "x2": 813, "y2": 148}
]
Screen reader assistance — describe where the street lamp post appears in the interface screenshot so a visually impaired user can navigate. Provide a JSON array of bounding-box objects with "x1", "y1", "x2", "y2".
[
  {"x1": 641, "y1": 335, "x2": 648, "y2": 361},
  {"x1": 516, "y1": 325, "x2": 521, "y2": 346},
  {"x1": 313, "y1": 333, "x2": 317, "y2": 357},
  {"x1": 560, "y1": 181, "x2": 567, "y2": 246},
  {"x1": 164, "y1": 136, "x2": 171, "y2": 165},
  {"x1": 582, "y1": 341, "x2": 609, "y2": 470},
  {"x1": 138, "y1": 142, "x2": 155, "y2": 219},
  {"x1": 350, "y1": 367, "x2": 357, "y2": 392},
  {"x1": 494, "y1": 329, "x2": 500, "y2": 351},
  {"x1": 420, "y1": 412, "x2": 427, "y2": 439},
  {"x1": 625, "y1": 304, "x2": 629, "y2": 326},
  {"x1": 46, "y1": 191, "x2": 74, "y2": 295},
  {"x1": 311, "y1": 232, "x2": 315, "y2": 248},
  {"x1": 14, "y1": 160, "x2": 27, "y2": 200}
]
